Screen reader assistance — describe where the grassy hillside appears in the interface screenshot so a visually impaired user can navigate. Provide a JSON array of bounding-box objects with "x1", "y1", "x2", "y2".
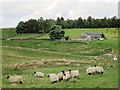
[
  {"x1": 2, "y1": 28, "x2": 118, "y2": 88},
  {"x1": 1, "y1": 28, "x2": 119, "y2": 39}
]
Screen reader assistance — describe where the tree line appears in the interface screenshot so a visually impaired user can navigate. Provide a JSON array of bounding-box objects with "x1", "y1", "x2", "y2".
[{"x1": 16, "y1": 16, "x2": 120, "y2": 34}]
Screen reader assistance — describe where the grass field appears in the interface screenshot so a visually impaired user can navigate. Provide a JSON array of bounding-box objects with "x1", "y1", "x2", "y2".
[{"x1": 2, "y1": 28, "x2": 119, "y2": 88}]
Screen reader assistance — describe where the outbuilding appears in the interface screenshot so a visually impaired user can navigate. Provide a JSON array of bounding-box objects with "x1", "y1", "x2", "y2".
[{"x1": 80, "y1": 32, "x2": 106, "y2": 40}]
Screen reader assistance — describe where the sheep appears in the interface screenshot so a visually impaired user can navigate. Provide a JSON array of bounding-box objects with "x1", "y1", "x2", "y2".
[
  {"x1": 62, "y1": 71, "x2": 71, "y2": 81},
  {"x1": 33, "y1": 72, "x2": 44, "y2": 78},
  {"x1": 48, "y1": 73, "x2": 59, "y2": 83},
  {"x1": 7, "y1": 75, "x2": 23, "y2": 84},
  {"x1": 86, "y1": 67, "x2": 97, "y2": 75},
  {"x1": 86, "y1": 65, "x2": 104, "y2": 75},
  {"x1": 95, "y1": 66, "x2": 104, "y2": 74},
  {"x1": 69, "y1": 70, "x2": 80, "y2": 78},
  {"x1": 57, "y1": 71, "x2": 64, "y2": 81}
]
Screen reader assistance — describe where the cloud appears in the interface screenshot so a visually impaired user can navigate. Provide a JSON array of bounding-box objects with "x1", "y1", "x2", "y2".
[
  {"x1": 0, "y1": 16, "x2": 4, "y2": 23},
  {"x1": 0, "y1": 0, "x2": 119, "y2": 28}
]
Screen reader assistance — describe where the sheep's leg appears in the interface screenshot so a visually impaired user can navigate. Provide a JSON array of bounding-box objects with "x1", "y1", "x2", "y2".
[
  {"x1": 88, "y1": 73, "x2": 91, "y2": 75},
  {"x1": 98, "y1": 72, "x2": 101, "y2": 74},
  {"x1": 19, "y1": 81, "x2": 22, "y2": 84},
  {"x1": 59, "y1": 78, "x2": 63, "y2": 81},
  {"x1": 101, "y1": 72, "x2": 104, "y2": 74},
  {"x1": 52, "y1": 81, "x2": 57, "y2": 84}
]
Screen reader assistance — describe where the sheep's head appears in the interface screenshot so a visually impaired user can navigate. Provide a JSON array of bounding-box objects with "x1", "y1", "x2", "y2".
[
  {"x1": 19, "y1": 81, "x2": 23, "y2": 84},
  {"x1": 61, "y1": 71, "x2": 66, "y2": 76},
  {"x1": 47, "y1": 74, "x2": 49, "y2": 77},
  {"x1": 7, "y1": 76, "x2": 10, "y2": 79},
  {"x1": 61, "y1": 70, "x2": 65, "y2": 74},
  {"x1": 33, "y1": 72, "x2": 36, "y2": 74}
]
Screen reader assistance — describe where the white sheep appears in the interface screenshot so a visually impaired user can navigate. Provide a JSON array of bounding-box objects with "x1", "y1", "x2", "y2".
[
  {"x1": 95, "y1": 66, "x2": 104, "y2": 74},
  {"x1": 69, "y1": 70, "x2": 80, "y2": 78},
  {"x1": 57, "y1": 71, "x2": 64, "y2": 81},
  {"x1": 48, "y1": 73, "x2": 59, "y2": 83},
  {"x1": 61, "y1": 71, "x2": 71, "y2": 81},
  {"x1": 7, "y1": 75, "x2": 23, "y2": 84},
  {"x1": 86, "y1": 67, "x2": 97, "y2": 75},
  {"x1": 33, "y1": 72, "x2": 44, "y2": 78},
  {"x1": 86, "y1": 65, "x2": 104, "y2": 75}
]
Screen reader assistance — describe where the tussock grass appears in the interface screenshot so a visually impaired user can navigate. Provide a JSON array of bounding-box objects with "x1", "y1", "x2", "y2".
[{"x1": 2, "y1": 28, "x2": 118, "y2": 88}]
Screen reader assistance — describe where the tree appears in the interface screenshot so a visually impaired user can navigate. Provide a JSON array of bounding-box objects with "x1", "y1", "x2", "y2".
[
  {"x1": 24, "y1": 19, "x2": 39, "y2": 33},
  {"x1": 38, "y1": 17, "x2": 45, "y2": 33},
  {"x1": 16, "y1": 21, "x2": 25, "y2": 33},
  {"x1": 49, "y1": 25, "x2": 65, "y2": 40},
  {"x1": 56, "y1": 17, "x2": 66, "y2": 29},
  {"x1": 111, "y1": 16, "x2": 118, "y2": 28},
  {"x1": 87, "y1": 16, "x2": 94, "y2": 28},
  {"x1": 77, "y1": 17, "x2": 84, "y2": 28},
  {"x1": 66, "y1": 19, "x2": 74, "y2": 29},
  {"x1": 43, "y1": 19, "x2": 56, "y2": 33}
]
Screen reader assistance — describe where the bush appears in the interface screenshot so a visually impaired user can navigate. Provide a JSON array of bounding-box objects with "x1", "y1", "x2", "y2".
[{"x1": 49, "y1": 25, "x2": 65, "y2": 40}]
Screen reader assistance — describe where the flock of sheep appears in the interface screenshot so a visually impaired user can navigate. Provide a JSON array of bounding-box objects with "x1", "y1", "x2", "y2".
[{"x1": 7, "y1": 65, "x2": 104, "y2": 84}]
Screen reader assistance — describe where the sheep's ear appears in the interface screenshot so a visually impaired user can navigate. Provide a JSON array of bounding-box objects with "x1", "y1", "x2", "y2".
[
  {"x1": 7, "y1": 76, "x2": 10, "y2": 79},
  {"x1": 47, "y1": 74, "x2": 49, "y2": 77},
  {"x1": 61, "y1": 70, "x2": 65, "y2": 73}
]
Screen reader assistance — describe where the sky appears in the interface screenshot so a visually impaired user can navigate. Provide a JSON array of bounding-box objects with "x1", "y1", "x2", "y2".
[{"x1": 0, "y1": 0, "x2": 119, "y2": 28}]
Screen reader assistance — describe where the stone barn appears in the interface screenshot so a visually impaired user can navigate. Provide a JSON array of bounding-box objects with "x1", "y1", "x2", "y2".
[{"x1": 80, "y1": 32, "x2": 106, "y2": 40}]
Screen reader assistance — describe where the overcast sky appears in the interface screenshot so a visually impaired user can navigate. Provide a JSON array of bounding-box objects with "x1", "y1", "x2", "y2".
[{"x1": 0, "y1": 0, "x2": 119, "y2": 28}]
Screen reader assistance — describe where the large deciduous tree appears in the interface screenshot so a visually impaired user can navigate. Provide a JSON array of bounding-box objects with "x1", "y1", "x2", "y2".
[
  {"x1": 49, "y1": 25, "x2": 65, "y2": 40},
  {"x1": 16, "y1": 21, "x2": 25, "y2": 33}
]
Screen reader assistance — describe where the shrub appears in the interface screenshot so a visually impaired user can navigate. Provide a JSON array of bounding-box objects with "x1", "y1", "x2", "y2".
[{"x1": 49, "y1": 25, "x2": 65, "y2": 40}]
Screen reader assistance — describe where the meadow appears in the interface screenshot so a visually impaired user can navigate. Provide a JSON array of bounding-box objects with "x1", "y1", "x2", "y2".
[{"x1": 1, "y1": 28, "x2": 119, "y2": 88}]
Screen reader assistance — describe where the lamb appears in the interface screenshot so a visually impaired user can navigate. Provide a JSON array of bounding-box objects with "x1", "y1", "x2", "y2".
[
  {"x1": 69, "y1": 70, "x2": 80, "y2": 78},
  {"x1": 7, "y1": 75, "x2": 23, "y2": 84},
  {"x1": 33, "y1": 72, "x2": 44, "y2": 78},
  {"x1": 48, "y1": 73, "x2": 59, "y2": 83}
]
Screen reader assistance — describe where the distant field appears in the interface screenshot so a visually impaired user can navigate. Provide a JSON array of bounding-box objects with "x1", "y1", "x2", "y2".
[
  {"x1": 64, "y1": 28, "x2": 118, "y2": 38},
  {"x1": 2, "y1": 28, "x2": 118, "y2": 88},
  {"x1": 1, "y1": 28, "x2": 119, "y2": 39}
]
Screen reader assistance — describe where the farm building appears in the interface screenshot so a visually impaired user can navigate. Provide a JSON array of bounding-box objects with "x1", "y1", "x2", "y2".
[{"x1": 80, "y1": 32, "x2": 106, "y2": 40}]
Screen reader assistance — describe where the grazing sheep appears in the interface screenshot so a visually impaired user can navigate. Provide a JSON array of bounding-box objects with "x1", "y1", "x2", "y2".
[
  {"x1": 33, "y1": 72, "x2": 44, "y2": 78},
  {"x1": 48, "y1": 73, "x2": 59, "y2": 83},
  {"x1": 86, "y1": 67, "x2": 96, "y2": 75},
  {"x1": 62, "y1": 71, "x2": 71, "y2": 81},
  {"x1": 86, "y1": 65, "x2": 104, "y2": 75},
  {"x1": 95, "y1": 66, "x2": 104, "y2": 74},
  {"x1": 57, "y1": 71, "x2": 64, "y2": 81},
  {"x1": 69, "y1": 70, "x2": 80, "y2": 78},
  {"x1": 7, "y1": 75, "x2": 23, "y2": 84}
]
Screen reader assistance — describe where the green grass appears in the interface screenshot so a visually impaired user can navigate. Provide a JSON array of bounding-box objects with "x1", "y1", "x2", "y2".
[
  {"x1": 64, "y1": 28, "x2": 118, "y2": 38},
  {"x1": 2, "y1": 28, "x2": 118, "y2": 88},
  {"x1": 10, "y1": 34, "x2": 41, "y2": 39},
  {"x1": 1, "y1": 28, "x2": 17, "y2": 39}
]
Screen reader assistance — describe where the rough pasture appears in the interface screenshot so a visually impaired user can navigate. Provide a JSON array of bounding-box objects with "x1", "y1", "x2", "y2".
[{"x1": 2, "y1": 28, "x2": 118, "y2": 88}]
